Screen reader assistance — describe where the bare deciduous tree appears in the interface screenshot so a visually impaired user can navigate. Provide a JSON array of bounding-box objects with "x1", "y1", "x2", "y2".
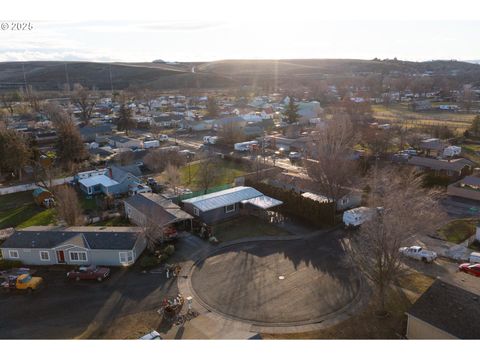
[
  {"x1": 164, "y1": 163, "x2": 181, "y2": 195},
  {"x1": 71, "y1": 84, "x2": 97, "y2": 125},
  {"x1": 143, "y1": 220, "x2": 163, "y2": 252},
  {"x1": 196, "y1": 151, "x2": 219, "y2": 194},
  {"x1": 54, "y1": 185, "x2": 85, "y2": 226},
  {"x1": 343, "y1": 167, "x2": 445, "y2": 314},
  {"x1": 306, "y1": 116, "x2": 358, "y2": 221}
]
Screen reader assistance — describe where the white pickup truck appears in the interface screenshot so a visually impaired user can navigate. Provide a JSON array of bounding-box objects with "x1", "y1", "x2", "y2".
[{"x1": 399, "y1": 246, "x2": 437, "y2": 263}]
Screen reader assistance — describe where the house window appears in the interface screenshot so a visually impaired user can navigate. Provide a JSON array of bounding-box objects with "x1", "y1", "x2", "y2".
[
  {"x1": 225, "y1": 204, "x2": 235, "y2": 213},
  {"x1": 40, "y1": 251, "x2": 50, "y2": 261},
  {"x1": 69, "y1": 251, "x2": 87, "y2": 262},
  {"x1": 119, "y1": 251, "x2": 134, "y2": 265},
  {"x1": 8, "y1": 250, "x2": 19, "y2": 259},
  {"x1": 193, "y1": 207, "x2": 200, "y2": 216}
]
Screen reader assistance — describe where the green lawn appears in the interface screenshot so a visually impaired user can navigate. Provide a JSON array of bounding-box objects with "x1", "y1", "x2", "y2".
[
  {"x1": 437, "y1": 218, "x2": 478, "y2": 244},
  {"x1": 180, "y1": 159, "x2": 251, "y2": 191},
  {"x1": 213, "y1": 215, "x2": 291, "y2": 242},
  {"x1": 0, "y1": 191, "x2": 56, "y2": 229}
]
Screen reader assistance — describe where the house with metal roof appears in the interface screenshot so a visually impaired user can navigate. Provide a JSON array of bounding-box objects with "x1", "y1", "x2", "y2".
[
  {"x1": 0, "y1": 226, "x2": 146, "y2": 266},
  {"x1": 181, "y1": 186, "x2": 282, "y2": 224},
  {"x1": 406, "y1": 279, "x2": 480, "y2": 339}
]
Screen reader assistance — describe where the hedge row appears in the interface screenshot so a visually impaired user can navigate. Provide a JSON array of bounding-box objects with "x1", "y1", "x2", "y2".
[{"x1": 245, "y1": 180, "x2": 335, "y2": 226}]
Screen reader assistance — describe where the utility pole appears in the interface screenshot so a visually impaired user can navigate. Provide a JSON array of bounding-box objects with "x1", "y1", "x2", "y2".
[
  {"x1": 64, "y1": 62, "x2": 70, "y2": 92},
  {"x1": 109, "y1": 64, "x2": 114, "y2": 94}
]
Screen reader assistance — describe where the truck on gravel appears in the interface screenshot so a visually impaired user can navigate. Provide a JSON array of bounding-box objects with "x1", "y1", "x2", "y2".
[{"x1": 399, "y1": 246, "x2": 437, "y2": 263}]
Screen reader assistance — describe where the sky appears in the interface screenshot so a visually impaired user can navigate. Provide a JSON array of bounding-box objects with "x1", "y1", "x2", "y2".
[{"x1": 1, "y1": 0, "x2": 480, "y2": 63}]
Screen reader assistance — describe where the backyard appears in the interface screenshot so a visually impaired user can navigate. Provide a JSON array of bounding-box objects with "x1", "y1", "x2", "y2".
[
  {"x1": 179, "y1": 159, "x2": 251, "y2": 191},
  {"x1": 0, "y1": 191, "x2": 56, "y2": 229},
  {"x1": 437, "y1": 218, "x2": 478, "y2": 244}
]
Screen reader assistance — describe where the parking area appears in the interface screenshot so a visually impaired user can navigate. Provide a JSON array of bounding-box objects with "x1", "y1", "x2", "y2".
[{"x1": 0, "y1": 264, "x2": 179, "y2": 339}]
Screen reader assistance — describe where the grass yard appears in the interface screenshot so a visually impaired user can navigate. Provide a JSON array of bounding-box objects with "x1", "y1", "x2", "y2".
[
  {"x1": 437, "y1": 218, "x2": 478, "y2": 244},
  {"x1": 213, "y1": 215, "x2": 291, "y2": 242},
  {"x1": 179, "y1": 159, "x2": 251, "y2": 191},
  {"x1": 0, "y1": 191, "x2": 57, "y2": 229}
]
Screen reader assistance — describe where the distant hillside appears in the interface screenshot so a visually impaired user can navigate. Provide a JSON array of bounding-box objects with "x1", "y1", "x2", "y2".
[{"x1": 1, "y1": 59, "x2": 479, "y2": 92}]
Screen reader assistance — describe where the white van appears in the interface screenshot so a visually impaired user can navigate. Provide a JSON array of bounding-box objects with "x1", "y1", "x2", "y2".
[{"x1": 469, "y1": 252, "x2": 480, "y2": 264}]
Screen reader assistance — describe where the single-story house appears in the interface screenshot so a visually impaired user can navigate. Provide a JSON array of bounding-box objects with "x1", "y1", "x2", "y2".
[
  {"x1": 301, "y1": 191, "x2": 362, "y2": 212},
  {"x1": 0, "y1": 226, "x2": 145, "y2": 267},
  {"x1": 78, "y1": 165, "x2": 149, "y2": 197},
  {"x1": 108, "y1": 135, "x2": 144, "y2": 149},
  {"x1": 447, "y1": 175, "x2": 480, "y2": 201},
  {"x1": 269, "y1": 172, "x2": 362, "y2": 211},
  {"x1": 124, "y1": 193, "x2": 193, "y2": 236},
  {"x1": 182, "y1": 186, "x2": 282, "y2": 224},
  {"x1": 418, "y1": 138, "x2": 447, "y2": 157},
  {"x1": 408, "y1": 156, "x2": 473, "y2": 179},
  {"x1": 406, "y1": 279, "x2": 480, "y2": 339},
  {"x1": 79, "y1": 124, "x2": 115, "y2": 142}
]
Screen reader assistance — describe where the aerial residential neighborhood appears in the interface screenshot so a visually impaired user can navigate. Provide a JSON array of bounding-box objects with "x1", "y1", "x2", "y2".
[{"x1": 1, "y1": 1, "x2": 480, "y2": 359}]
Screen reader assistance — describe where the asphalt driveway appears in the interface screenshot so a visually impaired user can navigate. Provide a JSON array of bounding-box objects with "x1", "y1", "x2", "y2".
[{"x1": 0, "y1": 264, "x2": 180, "y2": 339}]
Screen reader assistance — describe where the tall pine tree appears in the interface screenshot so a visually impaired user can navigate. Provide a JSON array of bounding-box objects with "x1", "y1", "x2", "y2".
[{"x1": 284, "y1": 96, "x2": 299, "y2": 124}]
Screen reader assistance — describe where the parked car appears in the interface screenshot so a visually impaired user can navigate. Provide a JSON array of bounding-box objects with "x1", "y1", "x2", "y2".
[
  {"x1": 67, "y1": 265, "x2": 111, "y2": 282},
  {"x1": 1, "y1": 273, "x2": 43, "y2": 293},
  {"x1": 399, "y1": 246, "x2": 437, "y2": 263},
  {"x1": 469, "y1": 252, "x2": 480, "y2": 264},
  {"x1": 158, "y1": 134, "x2": 169, "y2": 142},
  {"x1": 288, "y1": 151, "x2": 302, "y2": 162},
  {"x1": 459, "y1": 263, "x2": 480, "y2": 277},
  {"x1": 139, "y1": 330, "x2": 162, "y2": 340}
]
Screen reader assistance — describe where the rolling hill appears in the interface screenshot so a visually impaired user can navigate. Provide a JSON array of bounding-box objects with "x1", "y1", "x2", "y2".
[{"x1": 0, "y1": 59, "x2": 479, "y2": 91}]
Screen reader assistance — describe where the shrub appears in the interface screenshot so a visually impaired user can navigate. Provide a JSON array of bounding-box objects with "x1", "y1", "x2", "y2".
[
  {"x1": 0, "y1": 259, "x2": 23, "y2": 270},
  {"x1": 163, "y1": 245, "x2": 175, "y2": 257},
  {"x1": 139, "y1": 254, "x2": 160, "y2": 269}
]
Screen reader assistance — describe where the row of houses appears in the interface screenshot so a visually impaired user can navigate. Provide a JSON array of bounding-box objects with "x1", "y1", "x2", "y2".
[{"x1": 0, "y1": 186, "x2": 283, "y2": 267}]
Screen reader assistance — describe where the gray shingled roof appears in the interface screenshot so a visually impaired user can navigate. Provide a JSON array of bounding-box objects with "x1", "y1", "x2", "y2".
[
  {"x1": 407, "y1": 279, "x2": 480, "y2": 339},
  {"x1": 1, "y1": 228, "x2": 140, "y2": 250},
  {"x1": 408, "y1": 156, "x2": 473, "y2": 172},
  {"x1": 124, "y1": 193, "x2": 192, "y2": 226}
]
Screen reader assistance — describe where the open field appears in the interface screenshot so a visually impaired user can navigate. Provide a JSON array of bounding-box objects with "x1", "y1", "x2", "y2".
[{"x1": 372, "y1": 104, "x2": 475, "y2": 133}]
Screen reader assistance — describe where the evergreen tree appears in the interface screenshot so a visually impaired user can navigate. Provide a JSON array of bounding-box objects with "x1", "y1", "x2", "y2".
[
  {"x1": 284, "y1": 96, "x2": 299, "y2": 124},
  {"x1": 206, "y1": 96, "x2": 219, "y2": 118},
  {"x1": 55, "y1": 119, "x2": 87, "y2": 167},
  {"x1": 469, "y1": 115, "x2": 480, "y2": 137},
  {"x1": 0, "y1": 128, "x2": 31, "y2": 180}
]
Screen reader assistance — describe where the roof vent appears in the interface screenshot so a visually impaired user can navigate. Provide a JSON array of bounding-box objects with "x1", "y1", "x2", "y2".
[{"x1": 473, "y1": 296, "x2": 478, "y2": 301}]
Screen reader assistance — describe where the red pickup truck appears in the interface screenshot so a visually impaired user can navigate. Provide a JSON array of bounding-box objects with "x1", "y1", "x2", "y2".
[{"x1": 67, "y1": 265, "x2": 110, "y2": 282}]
